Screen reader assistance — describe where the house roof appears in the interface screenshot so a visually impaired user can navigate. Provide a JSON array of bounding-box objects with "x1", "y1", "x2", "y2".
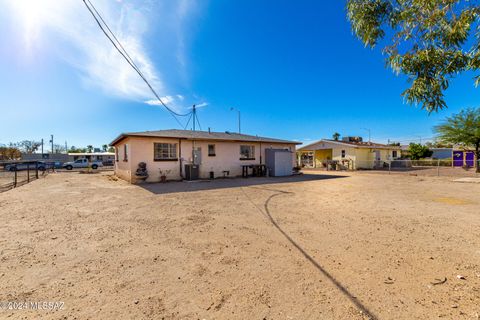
[
  {"x1": 299, "y1": 139, "x2": 402, "y2": 151},
  {"x1": 110, "y1": 129, "x2": 301, "y2": 146}
]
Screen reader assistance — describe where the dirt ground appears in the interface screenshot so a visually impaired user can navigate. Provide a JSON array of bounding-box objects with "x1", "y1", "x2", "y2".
[
  {"x1": 0, "y1": 171, "x2": 479, "y2": 319},
  {"x1": 303, "y1": 166, "x2": 480, "y2": 178}
]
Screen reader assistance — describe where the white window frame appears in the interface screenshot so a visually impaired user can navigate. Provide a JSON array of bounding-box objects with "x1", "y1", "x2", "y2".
[
  {"x1": 154, "y1": 143, "x2": 178, "y2": 161},
  {"x1": 240, "y1": 145, "x2": 255, "y2": 160}
]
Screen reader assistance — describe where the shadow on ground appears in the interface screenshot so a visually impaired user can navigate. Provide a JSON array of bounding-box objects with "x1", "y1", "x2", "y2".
[
  {"x1": 139, "y1": 174, "x2": 348, "y2": 195},
  {"x1": 255, "y1": 188, "x2": 379, "y2": 320}
]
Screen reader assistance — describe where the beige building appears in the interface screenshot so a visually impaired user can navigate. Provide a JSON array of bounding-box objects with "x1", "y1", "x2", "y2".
[
  {"x1": 110, "y1": 129, "x2": 300, "y2": 183},
  {"x1": 298, "y1": 137, "x2": 401, "y2": 170}
]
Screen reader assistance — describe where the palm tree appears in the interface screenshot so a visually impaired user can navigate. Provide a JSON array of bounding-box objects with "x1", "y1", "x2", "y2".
[
  {"x1": 86, "y1": 145, "x2": 94, "y2": 153},
  {"x1": 435, "y1": 108, "x2": 480, "y2": 172},
  {"x1": 102, "y1": 144, "x2": 108, "y2": 152},
  {"x1": 332, "y1": 132, "x2": 341, "y2": 141}
]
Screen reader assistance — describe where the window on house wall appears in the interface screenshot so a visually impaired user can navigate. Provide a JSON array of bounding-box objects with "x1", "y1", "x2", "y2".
[
  {"x1": 240, "y1": 145, "x2": 255, "y2": 160},
  {"x1": 341, "y1": 150, "x2": 346, "y2": 158},
  {"x1": 208, "y1": 144, "x2": 216, "y2": 156},
  {"x1": 154, "y1": 143, "x2": 177, "y2": 161},
  {"x1": 123, "y1": 144, "x2": 128, "y2": 161},
  {"x1": 392, "y1": 150, "x2": 398, "y2": 158}
]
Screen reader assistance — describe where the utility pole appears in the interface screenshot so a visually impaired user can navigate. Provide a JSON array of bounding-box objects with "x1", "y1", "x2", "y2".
[
  {"x1": 49, "y1": 135, "x2": 54, "y2": 154},
  {"x1": 192, "y1": 104, "x2": 196, "y2": 165},
  {"x1": 361, "y1": 128, "x2": 371, "y2": 143},
  {"x1": 230, "y1": 107, "x2": 241, "y2": 134},
  {"x1": 41, "y1": 139, "x2": 44, "y2": 155},
  {"x1": 65, "y1": 141, "x2": 68, "y2": 154},
  {"x1": 192, "y1": 104, "x2": 196, "y2": 132}
]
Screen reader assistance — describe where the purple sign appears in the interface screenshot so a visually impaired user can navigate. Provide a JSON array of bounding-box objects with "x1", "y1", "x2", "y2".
[
  {"x1": 453, "y1": 151, "x2": 464, "y2": 167},
  {"x1": 466, "y1": 152, "x2": 475, "y2": 167}
]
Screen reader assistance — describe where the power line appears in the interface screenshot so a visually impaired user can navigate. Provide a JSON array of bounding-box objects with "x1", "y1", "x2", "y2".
[
  {"x1": 82, "y1": 0, "x2": 192, "y2": 127},
  {"x1": 84, "y1": 0, "x2": 189, "y2": 117},
  {"x1": 195, "y1": 109, "x2": 202, "y2": 131},
  {"x1": 183, "y1": 112, "x2": 193, "y2": 130}
]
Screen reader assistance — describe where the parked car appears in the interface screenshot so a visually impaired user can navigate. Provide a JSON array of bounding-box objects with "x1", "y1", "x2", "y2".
[
  {"x1": 103, "y1": 160, "x2": 114, "y2": 166},
  {"x1": 62, "y1": 158, "x2": 103, "y2": 170},
  {"x1": 5, "y1": 162, "x2": 46, "y2": 172},
  {"x1": 43, "y1": 161, "x2": 63, "y2": 169}
]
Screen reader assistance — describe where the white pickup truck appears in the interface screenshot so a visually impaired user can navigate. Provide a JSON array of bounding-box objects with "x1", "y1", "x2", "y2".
[{"x1": 63, "y1": 158, "x2": 103, "y2": 170}]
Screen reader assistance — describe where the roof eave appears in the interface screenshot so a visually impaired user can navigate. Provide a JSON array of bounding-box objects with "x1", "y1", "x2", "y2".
[{"x1": 110, "y1": 133, "x2": 300, "y2": 146}]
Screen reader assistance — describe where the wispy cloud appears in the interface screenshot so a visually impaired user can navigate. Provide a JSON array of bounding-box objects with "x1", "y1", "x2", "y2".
[
  {"x1": 144, "y1": 95, "x2": 189, "y2": 111},
  {"x1": 6, "y1": 0, "x2": 197, "y2": 113}
]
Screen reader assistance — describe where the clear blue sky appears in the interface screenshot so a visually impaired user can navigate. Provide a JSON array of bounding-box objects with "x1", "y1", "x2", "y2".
[{"x1": 1, "y1": 0, "x2": 479, "y2": 148}]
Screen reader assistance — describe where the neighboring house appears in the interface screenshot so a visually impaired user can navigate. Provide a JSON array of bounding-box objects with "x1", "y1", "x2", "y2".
[
  {"x1": 110, "y1": 129, "x2": 300, "y2": 183},
  {"x1": 297, "y1": 137, "x2": 401, "y2": 170},
  {"x1": 68, "y1": 152, "x2": 115, "y2": 164}
]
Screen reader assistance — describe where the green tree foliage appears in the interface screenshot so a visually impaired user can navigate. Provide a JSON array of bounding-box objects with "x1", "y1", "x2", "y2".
[
  {"x1": 332, "y1": 132, "x2": 341, "y2": 141},
  {"x1": 69, "y1": 146, "x2": 87, "y2": 153},
  {"x1": 408, "y1": 143, "x2": 433, "y2": 159},
  {"x1": 107, "y1": 146, "x2": 115, "y2": 153},
  {"x1": 86, "y1": 145, "x2": 94, "y2": 153},
  {"x1": 347, "y1": 0, "x2": 480, "y2": 112},
  {"x1": 102, "y1": 144, "x2": 108, "y2": 152},
  {"x1": 435, "y1": 107, "x2": 480, "y2": 171}
]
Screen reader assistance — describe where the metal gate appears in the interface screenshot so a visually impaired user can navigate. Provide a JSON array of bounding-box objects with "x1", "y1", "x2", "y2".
[{"x1": 453, "y1": 151, "x2": 464, "y2": 167}]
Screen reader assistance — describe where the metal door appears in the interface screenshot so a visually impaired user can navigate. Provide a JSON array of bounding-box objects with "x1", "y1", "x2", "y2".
[
  {"x1": 466, "y1": 152, "x2": 475, "y2": 167},
  {"x1": 453, "y1": 151, "x2": 464, "y2": 167}
]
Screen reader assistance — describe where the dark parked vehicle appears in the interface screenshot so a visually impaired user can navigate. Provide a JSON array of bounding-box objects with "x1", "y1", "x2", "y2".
[
  {"x1": 103, "y1": 160, "x2": 114, "y2": 166},
  {"x1": 4, "y1": 162, "x2": 47, "y2": 172}
]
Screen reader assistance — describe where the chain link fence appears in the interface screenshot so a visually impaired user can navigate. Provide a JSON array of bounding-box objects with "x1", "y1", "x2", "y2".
[
  {"x1": 305, "y1": 159, "x2": 480, "y2": 177},
  {"x1": 0, "y1": 161, "x2": 54, "y2": 193}
]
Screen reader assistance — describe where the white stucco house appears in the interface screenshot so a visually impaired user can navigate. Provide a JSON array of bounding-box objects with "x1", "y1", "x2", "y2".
[
  {"x1": 297, "y1": 137, "x2": 402, "y2": 170},
  {"x1": 110, "y1": 129, "x2": 300, "y2": 183}
]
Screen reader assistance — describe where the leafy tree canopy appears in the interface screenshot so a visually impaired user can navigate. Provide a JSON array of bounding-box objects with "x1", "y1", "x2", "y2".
[
  {"x1": 435, "y1": 107, "x2": 480, "y2": 170},
  {"x1": 69, "y1": 146, "x2": 87, "y2": 153},
  {"x1": 347, "y1": 0, "x2": 480, "y2": 113},
  {"x1": 408, "y1": 142, "x2": 433, "y2": 159}
]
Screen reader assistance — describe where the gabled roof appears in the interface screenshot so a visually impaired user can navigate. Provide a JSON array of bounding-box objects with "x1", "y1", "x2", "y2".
[
  {"x1": 298, "y1": 139, "x2": 402, "y2": 151},
  {"x1": 110, "y1": 129, "x2": 301, "y2": 146}
]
